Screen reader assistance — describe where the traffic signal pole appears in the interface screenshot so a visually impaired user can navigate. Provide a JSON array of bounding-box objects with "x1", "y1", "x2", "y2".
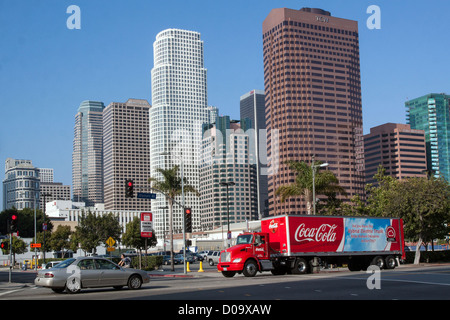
[{"x1": 9, "y1": 230, "x2": 12, "y2": 284}]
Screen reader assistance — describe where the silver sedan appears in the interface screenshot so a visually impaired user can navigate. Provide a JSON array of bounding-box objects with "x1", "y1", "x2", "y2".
[{"x1": 35, "y1": 257, "x2": 150, "y2": 293}]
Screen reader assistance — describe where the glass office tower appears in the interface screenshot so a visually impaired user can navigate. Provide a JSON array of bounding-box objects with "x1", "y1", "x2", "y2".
[
  {"x1": 406, "y1": 93, "x2": 450, "y2": 181},
  {"x1": 72, "y1": 100, "x2": 105, "y2": 206}
]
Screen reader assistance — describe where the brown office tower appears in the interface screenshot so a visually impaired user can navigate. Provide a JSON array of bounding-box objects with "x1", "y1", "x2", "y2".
[
  {"x1": 103, "y1": 99, "x2": 151, "y2": 211},
  {"x1": 263, "y1": 8, "x2": 364, "y2": 215},
  {"x1": 364, "y1": 123, "x2": 427, "y2": 185}
]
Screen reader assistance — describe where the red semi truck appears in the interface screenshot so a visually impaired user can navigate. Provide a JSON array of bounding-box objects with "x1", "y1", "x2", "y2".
[{"x1": 217, "y1": 215, "x2": 405, "y2": 277}]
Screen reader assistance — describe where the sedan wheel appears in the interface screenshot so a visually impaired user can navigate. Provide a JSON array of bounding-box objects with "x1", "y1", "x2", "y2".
[
  {"x1": 66, "y1": 277, "x2": 81, "y2": 294},
  {"x1": 128, "y1": 275, "x2": 143, "y2": 290}
]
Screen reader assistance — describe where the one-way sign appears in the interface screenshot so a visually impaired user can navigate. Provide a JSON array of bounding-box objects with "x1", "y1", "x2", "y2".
[{"x1": 137, "y1": 192, "x2": 157, "y2": 199}]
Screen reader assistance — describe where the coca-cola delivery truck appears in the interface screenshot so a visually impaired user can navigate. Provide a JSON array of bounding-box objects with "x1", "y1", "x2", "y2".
[{"x1": 217, "y1": 215, "x2": 405, "y2": 277}]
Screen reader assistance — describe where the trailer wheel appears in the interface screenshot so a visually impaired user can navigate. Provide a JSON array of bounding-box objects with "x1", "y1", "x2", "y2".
[
  {"x1": 371, "y1": 256, "x2": 385, "y2": 269},
  {"x1": 243, "y1": 260, "x2": 258, "y2": 277},
  {"x1": 385, "y1": 256, "x2": 396, "y2": 269},
  {"x1": 292, "y1": 258, "x2": 309, "y2": 274}
]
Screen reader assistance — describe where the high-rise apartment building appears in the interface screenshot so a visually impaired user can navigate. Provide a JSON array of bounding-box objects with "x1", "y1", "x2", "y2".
[
  {"x1": 72, "y1": 101, "x2": 105, "y2": 206},
  {"x1": 200, "y1": 116, "x2": 257, "y2": 230},
  {"x1": 150, "y1": 29, "x2": 209, "y2": 238},
  {"x1": 364, "y1": 123, "x2": 427, "y2": 185},
  {"x1": 39, "y1": 182, "x2": 71, "y2": 212},
  {"x1": 406, "y1": 93, "x2": 450, "y2": 181},
  {"x1": 240, "y1": 90, "x2": 268, "y2": 218},
  {"x1": 103, "y1": 99, "x2": 151, "y2": 211},
  {"x1": 263, "y1": 7, "x2": 364, "y2": 215},
  {"x1": 38, "y1": 168, "x2": 54, "y2": 183},
  {"x1": 3, "y1": 158, "x2": 40, "y2": 210}
]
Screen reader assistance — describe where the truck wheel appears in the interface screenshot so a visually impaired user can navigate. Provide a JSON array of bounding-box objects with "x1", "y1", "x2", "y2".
[
  {"x1": 221, "y1": 271, "x2": 236, "y2": 278},
  {"x1": 271, "y1": 266, "x2": 287, "y2": 275},
  {"x1": 385, "y1": 256, "x2": 396, "y2": 269},
  {"x1": 209, "y1": 259, "x2": 214, "y2": 266},
  {"x1": 243, "y1": 260, "x2": 258, "y2": 277},
  {"x1": 371, "y1": 256, "x2": 385, "y2": 269},
  {"x1": 292, "y1": 258, "x2": 309, "y2": 274},
  {"x1": 348, "y1": 259, "x2": 362, "y2": 271}
]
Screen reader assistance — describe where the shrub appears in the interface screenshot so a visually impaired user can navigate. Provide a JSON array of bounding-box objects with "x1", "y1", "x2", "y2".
[
  {"x1": 131, "y1": 255, "x2": 163, "y2": 271},
  {"x1": 404, "y1": 250, "x2": 450, "y2": 264}
]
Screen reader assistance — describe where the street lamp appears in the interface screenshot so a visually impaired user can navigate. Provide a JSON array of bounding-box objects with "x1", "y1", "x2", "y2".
[
  {"x1": 219, "y1": 181, "x2": 235, "y2": 247},
  {"x1": 311, "y1": 156, "x2": 328, "y2": 215},
  {"x1": 160, "y1": 151, "x2": 186, "y2": 274},
  {"x1": 41, "y1": 193, "x2": 52, "y2": 263}
]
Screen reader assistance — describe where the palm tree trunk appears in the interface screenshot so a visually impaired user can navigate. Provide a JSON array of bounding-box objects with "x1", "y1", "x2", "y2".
[
  {"x1": 305, "y1": 189, "x2": 313, "y2": 215},
  {"x1": 169, "y1": 199, "x2": 174, "y2": 271},
  {"x1": 414, "y1": 237, "x2": 422, "y2": 265}
]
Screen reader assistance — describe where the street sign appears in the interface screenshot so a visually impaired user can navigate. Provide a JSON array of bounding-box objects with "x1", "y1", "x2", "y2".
[
  {"x1": 137, "y1": 192, "x2": 157, "y2": 199},
  {"x1": 107, "y1": 247, "x2": 115, "y2": 252},
  {"x1": 106, "y1": 237, "x2": 115, "y2": 247},
  {"x1": 140, "y1": 212, "x2": 153, "y2": 238},
  {"x1": 30, "y1": 243, "x2": 41, "y2": 248}
]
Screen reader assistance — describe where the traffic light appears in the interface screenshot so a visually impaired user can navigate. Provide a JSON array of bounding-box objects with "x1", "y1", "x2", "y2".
[
  {"x1": 10, "y1": 213, "x2": 18, "y2": 233},
  {"x1": 125, "y1": 179, "x2": 134, "y2": 198},
  {"x1": 7, "y1": 213, "x2": 18, "y2": 234},
  {"x1": 0, "y1": 241, "x2": 8, "y2": 254},
  {"x1": 185, "y1": 207, "x2": 192, "y2": 233}
]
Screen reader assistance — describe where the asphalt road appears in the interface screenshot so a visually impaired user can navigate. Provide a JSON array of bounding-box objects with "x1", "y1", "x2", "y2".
[{"x1": 1, "y1": 263, "x2": 449, "y2": 303}]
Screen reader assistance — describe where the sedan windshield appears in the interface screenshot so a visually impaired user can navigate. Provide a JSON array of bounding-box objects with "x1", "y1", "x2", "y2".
[
  {"x1": 236, "y1": 234, "x2": 253, "y2": 244},
  {"x1": 53, "y1": 258, "x2": 76, "y2": 268}
]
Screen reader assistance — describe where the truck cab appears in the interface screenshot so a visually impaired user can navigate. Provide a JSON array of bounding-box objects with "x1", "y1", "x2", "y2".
[{"x1": 218, "y1": 232, "x2": 270, "y2": 277}]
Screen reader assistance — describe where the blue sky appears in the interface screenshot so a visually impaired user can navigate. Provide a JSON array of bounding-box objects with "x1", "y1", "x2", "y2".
[{"x1": 1, "y1": 0, "x2": 449, "y2": 205}]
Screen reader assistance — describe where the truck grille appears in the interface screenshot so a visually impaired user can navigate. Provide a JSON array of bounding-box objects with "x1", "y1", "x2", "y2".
[{"x1": 220, "y1": 251, "x2": 230, "y2": 263}]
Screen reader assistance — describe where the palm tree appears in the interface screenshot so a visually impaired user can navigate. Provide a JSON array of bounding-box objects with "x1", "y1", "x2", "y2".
[
  {"x1": 148, "y1": 165, "x2": 199, "y2": 271},
  {"x1": 275, "y1": 160, "x2": 346, "y2": 215}
]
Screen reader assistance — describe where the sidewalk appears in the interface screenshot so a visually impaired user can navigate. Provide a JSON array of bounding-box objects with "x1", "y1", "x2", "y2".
[{"x1": 148, "y1": 265, "x2": 224, "y2": 278}]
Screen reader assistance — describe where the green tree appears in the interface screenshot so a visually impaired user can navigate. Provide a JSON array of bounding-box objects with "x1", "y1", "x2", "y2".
[
  {"x1": 72, "y1": 211, "x2": 121, "y2": 255},
  {"x1": 381, "y1": 176, "x2": 450, "y2": 264},
  {"x1": 1, "y1": 236, "x2": 28, "y2": 265},
  {"x1": 122, "y1": 217, "x2": 157, "y2": 252},
  {"x1": 149, "y1": 165, "x2": 199, "y2": 270},
  {"x1": 47, "y1": 225, "x2": 73, "y2": 258},
  {"x1": 275, "y1": 160, "x2": 346, "y2": 215}
]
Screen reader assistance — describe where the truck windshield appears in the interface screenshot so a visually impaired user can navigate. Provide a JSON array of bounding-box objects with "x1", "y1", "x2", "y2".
[{"x1": 236, "y1": 234, "x2": 253, "y2": 244}]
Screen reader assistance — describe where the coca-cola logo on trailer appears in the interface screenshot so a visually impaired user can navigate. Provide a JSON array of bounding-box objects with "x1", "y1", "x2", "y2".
[
  {"x1": 268, "y1": 220, "x2": 279, "y2": 233},
  {"x1": 294, "y1": 223, "x2": 338, "y2": 243}
]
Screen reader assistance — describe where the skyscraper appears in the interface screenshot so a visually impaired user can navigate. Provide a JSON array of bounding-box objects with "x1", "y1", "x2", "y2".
[
  {"x1": 103, "y1": 98, "x2": 151, "y2": 211},
  {"x1": 200, "y1": 116, "x2": 257, "y2": 231},
  {"x1": 240, "y1": 90, "x2": 268, "y2": 218},
  {"x1": 72, "y1": 100, "x2": 105, "y2": 206},
  {"x1": 364, "y1": 123, "x2": 427, "y2": 185},
  {"x1": 150, "y1": 29, "x2": 209, "y2": 238},
  {"x1": 406, "y1": 93, "x2": 450, "y2": 181},
  {"x1": 263, "y1": 8, "x2": 364, "y2": 215}
]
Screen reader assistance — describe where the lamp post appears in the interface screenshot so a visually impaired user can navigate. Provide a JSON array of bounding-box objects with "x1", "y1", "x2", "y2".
[
  {"x1": 41, "y1": 192, "x2": 52, "y2": 263},
  {"x1": 160, "y1": 151, "x2": 186, "y2": 274},
  {"x1": 311, "y1": 155, "x2": 328, "y2": 215},
  {"x1": 219, "y1": 181, "x2": 235, "y2": 247}
]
